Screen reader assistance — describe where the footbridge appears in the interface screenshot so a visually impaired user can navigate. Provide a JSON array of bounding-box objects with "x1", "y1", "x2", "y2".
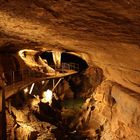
[{"x1": 0, "y1": 63, "x2": 79, "y2": 111}]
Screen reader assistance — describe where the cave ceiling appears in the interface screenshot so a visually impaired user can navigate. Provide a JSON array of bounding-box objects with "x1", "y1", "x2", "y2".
[{"x1": 0, "y1": 0, "x2": 140, "y2": 93}]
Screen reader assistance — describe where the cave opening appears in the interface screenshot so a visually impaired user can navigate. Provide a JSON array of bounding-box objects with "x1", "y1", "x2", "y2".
[
  {"x1": 40, "y1": 51, "x2": 88, "y2": 72},
  {"x1": 40, "y1": 51, "x2": 54, "y2": 66},
  {"x1": 61, "y1": 52, "x2": 88, "y2": 72}
]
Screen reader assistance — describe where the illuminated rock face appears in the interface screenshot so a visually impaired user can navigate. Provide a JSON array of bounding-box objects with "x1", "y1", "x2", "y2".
[
  {"x1": 52, "y1": 50, "x2": 62, "y2": 68},
  {"x1": 0, "y1": 0, "x2": 140, "y2": 140},
  {"x1": 88, "y1": 81, "x2": 140, "y2": 140}
]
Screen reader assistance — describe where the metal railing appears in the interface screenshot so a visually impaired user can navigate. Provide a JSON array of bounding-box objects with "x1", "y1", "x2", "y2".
[
  {"x1": 2, "y1": 69, "x2": 45, "y2": 85},
  {"x1": 48, "y1": 62, "x2": 79, "y2": 72},
  {"x1": 1, "y1": 63, "x2": 79, "y2": 86},
  {"x1": 62, "y1": 63, "x2": 79, "y2": 71}
]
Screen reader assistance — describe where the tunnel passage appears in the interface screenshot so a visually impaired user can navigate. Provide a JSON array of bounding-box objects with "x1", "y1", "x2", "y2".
[
  {"x1": 40, "y1": 51, "x2": 54, "y2": 66},
  {"x1": 40, "y1": 51, "x2": 88, "y2": 72},
  {"x1": 61, "y1": 52, "x2": 88, "y2": 72}
]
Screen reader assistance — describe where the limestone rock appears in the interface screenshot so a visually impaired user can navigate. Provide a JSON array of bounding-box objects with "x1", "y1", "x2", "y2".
[
  {"x1": 80, "y1": 66, "x2": 103, "y2": 98},
  {"x1": 90, "y1": 80, "x2": 140, "y2": 140},
  {"x1": 16, "y1": 123, "x2": 38, "y2": 140},
  {"x1": 111, "y1": 85, "x2": 140, "y2": 137},
  {"x1": 63, "y1": 80, "x2": 74, "y2": 99},
  {"x1": 10, "y1": 107, "x2": 29, "y2": 123},
  {"x1": 57, "y1": 80, "x2": 74, "y2": 100}
]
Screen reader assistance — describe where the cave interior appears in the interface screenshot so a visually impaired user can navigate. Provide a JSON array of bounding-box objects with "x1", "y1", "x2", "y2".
[{"x1": 0, "y1": 0, "x2": 140, "y2": 140}]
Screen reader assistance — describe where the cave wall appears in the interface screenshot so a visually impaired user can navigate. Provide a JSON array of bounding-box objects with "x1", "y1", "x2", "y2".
[
  {"x1": 87, "y1": 80, "x2": 140, "y2": 140},
  {"x1": 0, "y1": 54, "x2": 21, "y2": 85}
]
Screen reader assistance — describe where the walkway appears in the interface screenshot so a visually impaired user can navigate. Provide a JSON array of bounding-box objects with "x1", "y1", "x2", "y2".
[{"x1": 0, "y1": 63, "x2": 79, "y2": 111}]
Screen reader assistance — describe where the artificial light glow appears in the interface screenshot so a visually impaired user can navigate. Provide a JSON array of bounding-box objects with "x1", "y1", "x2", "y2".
[
  {"x1": 23, "y1": 87, "x2": 28, "y2": 93},
  {"x1": 29, "y1": 83, "x2": 35, "y2": 94},
  {"x1": 42, "y1": 81, "x2": 45, "y2": 85},
  {"x1": 41, "y1": 89, "x2": 53, "y2": 105}
]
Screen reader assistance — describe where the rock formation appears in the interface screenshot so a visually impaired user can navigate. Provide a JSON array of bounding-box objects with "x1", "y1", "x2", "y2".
[{"x1": 0, "y1": 0, "x2": 140, "y2": 140}]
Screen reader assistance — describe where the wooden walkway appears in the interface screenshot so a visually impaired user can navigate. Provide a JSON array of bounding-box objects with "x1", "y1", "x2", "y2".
[{"x1": 0, "y1": 69, "x2": 77, "y2": 111}]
